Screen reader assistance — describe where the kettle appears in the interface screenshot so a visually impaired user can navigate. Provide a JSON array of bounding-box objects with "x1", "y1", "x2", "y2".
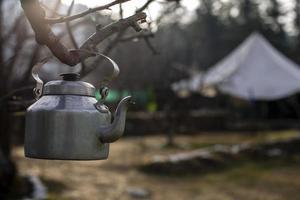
[{"x1": 25, "y1": 58, "x2": 132, "y2": 160}]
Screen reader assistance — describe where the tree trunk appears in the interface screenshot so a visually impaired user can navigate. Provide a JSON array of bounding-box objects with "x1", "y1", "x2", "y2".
[
  {"x1": 0, "y1": 1, "x2": 17, "y2": 196},
  {"x1": 0, "y1": 100, "x2": 17, "y2": 198}
]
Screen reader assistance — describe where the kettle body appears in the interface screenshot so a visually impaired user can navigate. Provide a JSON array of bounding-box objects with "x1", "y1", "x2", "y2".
[
  {"x1": 25, "y1": 72, "x2": 131, "y2": 160},
  {"x1": 25, "y1": 95, "x2": 110, "y2": 160}
]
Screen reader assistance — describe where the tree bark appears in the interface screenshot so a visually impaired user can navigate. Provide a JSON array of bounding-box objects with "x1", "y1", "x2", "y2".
[
  {"x1": 0, "y1": 0, "x2": 17, "y2": 197},
  {"x1": 0, "y1": 100, "x2": 17, "y2": 198}
]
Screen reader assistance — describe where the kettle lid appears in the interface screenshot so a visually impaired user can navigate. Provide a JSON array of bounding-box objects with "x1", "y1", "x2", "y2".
[{"x1": 43, "y1": 73, "x2": 96, "y2": 97}]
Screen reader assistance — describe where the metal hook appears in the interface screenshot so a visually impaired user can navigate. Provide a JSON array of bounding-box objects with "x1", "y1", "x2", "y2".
[
  {"x1": 70, "y1": 49, "x2": 120, "y2": 103},
  {"x1": 69, "y1": 49, "x2": 120, "y2": 84},
  {"x1": 100, "y1": 86, "x2": 109, "y2": 100},
  {"x1": 95, "y1": 53, "x2": 120, "y2": 104},
  {"x1": 32, "y1": 57, "x2": 49, "y2": 100},
  {"x1": 97, "y1": 53, "x2": 120, "y2": 83}
]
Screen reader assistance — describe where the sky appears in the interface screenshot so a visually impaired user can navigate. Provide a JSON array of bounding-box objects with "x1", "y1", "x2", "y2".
[
  {"x1": 61, "y1": 0, "x2": 200, "y2": 20},
  {"x1": 61, "y1": 0, "x2": 296, "y2": 33}
]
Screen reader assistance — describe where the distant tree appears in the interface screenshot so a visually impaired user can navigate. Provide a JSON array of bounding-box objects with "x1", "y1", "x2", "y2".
[{"x1": 294, "y1": 0, "x2": 300, "y2": 60}]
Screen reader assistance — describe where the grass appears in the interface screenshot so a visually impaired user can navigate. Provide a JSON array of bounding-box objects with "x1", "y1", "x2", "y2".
[
  {"x1": 183, "y1": 130, "x2": 300, "y2": 150},
  {"x1": 202, "y1": 156, "x2": 300, "y2": 200},
  {"x1": 13, "y1": 130, "x2": 300, "y2": 200}
]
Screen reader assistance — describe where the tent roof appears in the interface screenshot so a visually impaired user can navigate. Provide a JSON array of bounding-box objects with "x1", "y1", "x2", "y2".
[{"x1": 203, "y1": 33, "x2": 300, "y2": 100}]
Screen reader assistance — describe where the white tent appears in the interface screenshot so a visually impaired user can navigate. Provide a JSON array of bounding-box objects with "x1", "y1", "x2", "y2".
[
  {"x1": 171, "y1": 72, "x2": 204, "y2": 92},
  {"x1": 174, "y1": 33, "x2": 300, "y2": 100}
]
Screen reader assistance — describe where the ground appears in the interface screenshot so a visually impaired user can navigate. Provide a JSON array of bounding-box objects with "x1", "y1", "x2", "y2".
[{"x1": 12, "y1": 130, "x2": 300, "y2": 200}]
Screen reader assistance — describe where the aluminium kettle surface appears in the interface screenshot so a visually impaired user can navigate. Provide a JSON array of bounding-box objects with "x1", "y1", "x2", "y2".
[
  {"x1": 25, "y1": 75, "x2": 111, "y2": 160},
  {"x1": 24, "y1": 56, "x2": 128, "y2": 160}
]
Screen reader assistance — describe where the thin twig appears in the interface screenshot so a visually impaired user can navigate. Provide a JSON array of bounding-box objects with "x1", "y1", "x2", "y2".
[
  {"x1": 119, "y1": 31, "x2": 154, "y2": 42},
  {"x1": 66, "y1": 0, "x2": 77, "y2": 48},
  {"x1": 136, "y1": 0, "x2": 155, "y2": 13},
  {"x1": 21, "y1": 0, "x2": 147, "y2": 66},
  {"x1": 45, "y1": 0, "x2": 132, "y2": 24},
  {"x1": 40, "y1": 2, "x2": 63, "y2": 17},
  {"x1": 21, "y1": 0, "x2": 150, "y2": 67},
  {"x1": 119, "y1": 3, "x2": 124, "y2": 19},
  {"x1": 2, "y1": 14, "x2": 25, "y2": 42},
  {"x1": 21, "y1": 45, "x2": 41, "y2": 85},
  {"x1": 79, "y1": 12, "x2": 147, "y2": 55},
  {"x1": 65, "y1": 0, "x2": 87, "y2": 73},
  {"x1": 82, "y1": 28, "x2": 157, "y2": 77},
  {"x1": 144, "y1": 37, "x2": 159, "y2": 54},
  {"x1": 0, "y1": 85, "x2": 34, "y2": 102}
]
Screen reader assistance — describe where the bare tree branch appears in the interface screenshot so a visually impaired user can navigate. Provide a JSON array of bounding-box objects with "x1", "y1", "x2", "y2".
[
  {"x1": 144, "y1": 37, "x2": 159, "y2": 55},
  {"x1": 40, "y1": 1, "x2": 63, "y2": 17},
  {"x1": 119, "y1": 3, "x2": 124, "y2": 19},
  {"x1": 45, "y1": 0, "x2": 132, "y2": 24},
  {"x1": 0, "y1": 85, "x2": 34, "y2": 102},
  {"x1": 21, "y1": 45, "x2": 41, "y2": 85},
  {"x1": 136, "y1": 0, "x2": 181, "y2": 13},
  {"x1": 155, "y1": 2, "x2": 179, "y2": 25},
  {"x1": 119, "y1": 31, "x2": 154, "y2": 42},
  {"x1": 65, "y1": 0, "x2": 78, "y2": 49},
  {"x1": 2, "y1": 14, "x2": 25, "y2": 42},
  {"x1": 20, "y1": 0, "x2": 61, "y2": 83},
  {"x1": 19, "y1": 18, "x2": 95, "y2": 82},
  {"x1": 65, "y1": 0, "x2": 87, "y2": 73},
  {"x1": 79, "y1": 12, "x2": 147, "y2": 56},
  {"x1": 136, "y1": 0, "x2": 155, "y2": 13},
  {"x1": 5, "y1": 30, "x2": 27, "y2": 83},
  {"x1": 82, "y1": 30, "x2": 156, "y2": 77},
  {"x1": 21, "y1": 0, "x2": 147, "y2": 66}
]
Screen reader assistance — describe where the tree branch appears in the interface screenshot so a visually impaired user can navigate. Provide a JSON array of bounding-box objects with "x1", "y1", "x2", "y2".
[
  {"x1": 119, "y1": 31, "x2": 154, "y2": 42},
  {"x1": 82, "y1": 29, "x2": 157, "y2": 77},
  {"x1": 45, "y1": 0, "x2": 131, "y2": 24},
  {"x1": 144, "y1": 37, "x2": 159, "y2": 55},
  {"x1": 136, "y1": 0, "x2": 155, "y2": 13},
  {"x1": 2, "y1": 14, "x2": 24, "y2": 42},
  {"x1": 79, "y1": 12, "x2": 147, "y2": 57},
  {"x1": 119, "y1": 3, "x2": 124, "y2": 19},
  {"x1": 0, "y1": 85, "x2": 34, "y2": 102},
  {"x1": 65, "y1": 0, "x2": 87, "y2": 73},
  {"x1": 65, "y1": 0, "x2": 78, "y2": 49},
  {"x1": 81, "y1": 31, "x2": 126, "y2": 77},
  {"x1": 21, "y1": 45, "x2": 41, "y2": 84},
  {"x1": 40, "y1": 2, "x2": 63, "y2": 17},
  {"x1": 21, "y1": 0, "x2": 147, "y2": 66}
]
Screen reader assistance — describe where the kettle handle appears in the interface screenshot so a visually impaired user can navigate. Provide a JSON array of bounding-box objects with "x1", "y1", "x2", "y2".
[
  {"x1": 97, "y1": 53, "x2": 120, "y2": 84},
  {"x1": 70, "y1": 49, "x2": 120, "y2": 86},
  {"x1": 32, "y1": 58, "x2": 49, "y2": 100},
  {"x1": 96, "y1": 53, "x2": 119, "y2": 102}
]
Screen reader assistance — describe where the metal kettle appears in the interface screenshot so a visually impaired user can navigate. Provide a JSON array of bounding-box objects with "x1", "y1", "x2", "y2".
[{"x1": 25, "y1": 59, "x2": 132, "y2": 160}]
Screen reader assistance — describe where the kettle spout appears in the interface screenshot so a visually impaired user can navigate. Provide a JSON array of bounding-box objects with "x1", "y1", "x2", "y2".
[{"x1": 98, "y1": 96, "x2": 132, "y2": 143}]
